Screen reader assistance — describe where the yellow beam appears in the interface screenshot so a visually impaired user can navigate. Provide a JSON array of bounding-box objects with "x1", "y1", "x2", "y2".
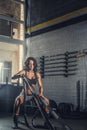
[{"x1": 26, "y1": 7, "x2": 87, "y2": 32}]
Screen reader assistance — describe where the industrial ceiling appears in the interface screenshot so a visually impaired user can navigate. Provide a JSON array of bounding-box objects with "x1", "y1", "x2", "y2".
[{"x1": 25, "y1": 0, "x2": 87, "y2": 37}]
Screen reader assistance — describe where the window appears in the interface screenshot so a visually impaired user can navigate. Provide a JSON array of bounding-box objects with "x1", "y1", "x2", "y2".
[
  {"x1": 0, "y1": 19, "x2": 11, "y2": 37},
  {"x1": 0, "y1": 61, "x2": 12, "y2": 83}
]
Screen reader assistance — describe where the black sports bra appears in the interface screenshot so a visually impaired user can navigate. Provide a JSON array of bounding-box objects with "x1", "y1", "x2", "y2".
[
  {"x1": 25, "y1": 70, "x2": 38, "y2": 86},
  {"x1": 28, "y1": 77, "x2": 38, "y2": 86}
]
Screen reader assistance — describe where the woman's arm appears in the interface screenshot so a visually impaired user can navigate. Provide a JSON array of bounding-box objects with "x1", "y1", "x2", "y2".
[
  {"x1": 36, "y1": 72, "x2": 44, "y2": 96},
  {"x1": 36, "y1": 72, "x2": 50, "y2": 104},
  {"x1": 12, "y1": 70, "x2": 25, "y2": 79}
]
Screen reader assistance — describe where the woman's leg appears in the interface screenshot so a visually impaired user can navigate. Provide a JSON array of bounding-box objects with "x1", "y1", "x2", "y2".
[
  {"x1": 41, "y1": 95, "x2": 50, "y2": 105},
  {"x1": 42, "y1": 95, "x2": 50, "y2": 104},
  {"x1": 40, "y1": 95, "x2": 50, "y2": 113},
  {"x1": 13, "y1": 94, "x2": 24, "y2": 129}
]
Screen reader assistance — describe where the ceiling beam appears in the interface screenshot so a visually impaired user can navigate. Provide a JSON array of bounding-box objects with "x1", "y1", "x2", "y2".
[
  {"x1": 0, "y1": 35, "x2": 24, "y2": 45},
  {"x1": 0, "y1": 14, "x2": 24, "y2": 24}
]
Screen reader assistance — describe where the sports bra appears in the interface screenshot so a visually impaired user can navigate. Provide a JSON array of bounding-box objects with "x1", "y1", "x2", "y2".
[
  {"x1": 28, "y1": 77, "x2": 38, "y2": 86},
  {"x1": 25, "y1": 70, "x2": 38, "y2": 86}
]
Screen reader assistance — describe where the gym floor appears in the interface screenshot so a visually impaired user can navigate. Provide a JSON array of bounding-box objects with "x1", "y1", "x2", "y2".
[{"x1": 0, "y1": 113, "x2": 87, "y2": 130}]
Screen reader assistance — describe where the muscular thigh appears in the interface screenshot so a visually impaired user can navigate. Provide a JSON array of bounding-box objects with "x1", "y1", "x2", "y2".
[{"x1": 16, "y1": 94, "x2": 24, "y2": 104}]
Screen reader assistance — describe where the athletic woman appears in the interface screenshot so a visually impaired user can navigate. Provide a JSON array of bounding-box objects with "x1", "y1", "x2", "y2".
[{"x1": 12, "y1": 57, "x2": 49, "y2": 129}]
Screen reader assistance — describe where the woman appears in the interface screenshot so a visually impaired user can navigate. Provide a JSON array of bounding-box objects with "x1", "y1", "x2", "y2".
[{"x1": 12, "y1": 57, "x2": 49, "y2": 129}]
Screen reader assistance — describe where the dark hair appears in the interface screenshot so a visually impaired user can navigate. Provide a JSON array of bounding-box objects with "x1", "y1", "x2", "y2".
[{"x1": 24, "y1": 57, "x2": 37, "y2": 72}]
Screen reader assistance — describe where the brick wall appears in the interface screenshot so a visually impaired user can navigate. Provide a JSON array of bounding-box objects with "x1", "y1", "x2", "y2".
[
  {"x1": 25, "y1": 20, "x2": 87, "y2": 110},
  {"x1": 0, "y1": 0, "x2": 21, "y2": 20}
]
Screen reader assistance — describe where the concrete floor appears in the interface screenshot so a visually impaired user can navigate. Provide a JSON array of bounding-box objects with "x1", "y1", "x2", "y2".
[{"x1": 0, "y1": 113, "x2": 87, "y2": 130}]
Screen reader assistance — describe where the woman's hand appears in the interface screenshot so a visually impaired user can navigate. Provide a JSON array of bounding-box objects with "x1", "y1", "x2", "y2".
[
  {"x1": 11, "y1": 74, "x2": 21, "y2": 79},
  {"x1": 39, "y1": 92, "x2": 44, "y2": 97}
]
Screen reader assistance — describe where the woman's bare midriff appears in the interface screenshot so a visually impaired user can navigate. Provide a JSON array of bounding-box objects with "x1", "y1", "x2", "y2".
[{"x1": 25, "y1": 85, "x2": 36, "y2": 95}]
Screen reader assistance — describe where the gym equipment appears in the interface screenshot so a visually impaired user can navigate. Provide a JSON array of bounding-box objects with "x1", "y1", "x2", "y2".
[
  {"x1": 76, "y1": 80, "x2": 80, "y2": 112},
  {"x1": 40, "y1": 56, "x2": 44, "y2": 78},
  {"x1": 58, "y1": 103, "x2": 74, "y2": 116},
  {"x1": 12, "y1": 74, "x2": 72, "y2": 130},
  {"x1": 76, "y1": 49, "x2": 87, "y2": 111},
  {"x1": 38, "y1": 51, "x2": 78, "y2": 78}
]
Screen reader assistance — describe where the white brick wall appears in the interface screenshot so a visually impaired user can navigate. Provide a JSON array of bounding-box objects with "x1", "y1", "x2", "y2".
[{"x1": 25, "y1": 20, "x2": 87, "y2": 110}]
